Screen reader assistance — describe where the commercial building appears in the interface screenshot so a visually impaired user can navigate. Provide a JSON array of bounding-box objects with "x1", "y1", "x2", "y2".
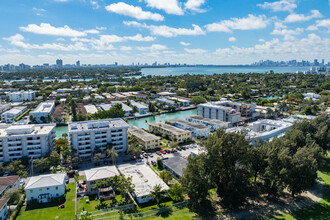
[
  {"x1": 84, "y1": 166, "x2": 119, "y2": 194},
  {"x1": 25, "y1": 173, "x2": 66, "y2": 203},
  {"x1": 148, "y1": 122, "x2": 192, "y2": 143},
  {"x1": 111, "y1": 101, "x2": 132, "y2": 117},
  {"x1": 197, "y1": 103, "x2": 241, "y2": 126},
  {"x1": 226, "y1": 119, "x2": 293, "y2": 143},
  {"x1": 118, "y1": 163, "x2": 169, "y2": 204},
  {"x1": 1, "y1": 106, "x2": 27, "y2": 123},
  {"x1": 162, "y1": 156, "x2": 188, "y2": 179},
  {"x1": 0, "y1": 199, "x2": 8, "y2": 220},
  {"x1": 130, "y1": 101, "x2": 148, "y2": 114},
  {"x1": 30, "y1": 101, "x2": 55, "y2": 123},
  {"x1": 128, "y1": 126, "x2": 160, "y2": 149},
  {"x1": 0, "y1": 175, "x2": 20, "y2": 197},
  {"x1": 69, "y1": 119, "x2": 129, "y2": 159},
  {"x1": 166, "y1": 119, "x2": 210, "y2": 138},
  {"x1": 0, "y1": 124, "x2": 56, "y2": 163},
  {"x1": 0, "y1": 104, "x2": 11, "y2": 114},
  {"x1": 186, "y1": 115, "x2": 230, "y2": 131},
  {"x1": 7, "y1": 90, "x2": 35, "y2": 102}
]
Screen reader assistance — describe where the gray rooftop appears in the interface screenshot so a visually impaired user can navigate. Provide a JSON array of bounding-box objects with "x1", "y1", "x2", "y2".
[
  {"x1": 69, "y1": 119, "x2": 129, "y2": 132},
  {"x1": 162, "y1": 156, "x2": 188, "y2": 177},
  {"x1": 111, "y1": 101, "x2": 132, "y2": 112},
  {"x1": 85, "y1": 166, "x2": 119, "y2": 182},
  {"x1": 128, "y1": 126, "x2": 160, "y2": 142},
  {"x1": 166, "y1": 119, "x2": 209, "y2": 130},
  {"x1": 149, "y1": 122, "x2": 191, "y2": 136},
  {"x1": 186, "y1": 115, "x2": 231, "y2": 126},
  {"x1": 25, "y1": 173, "x2": 66, "y2": 189}
]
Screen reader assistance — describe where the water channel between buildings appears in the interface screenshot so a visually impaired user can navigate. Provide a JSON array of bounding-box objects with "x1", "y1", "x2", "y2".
[{"x1": 54, "y1": 109, "x2": 197, "y2": 138}]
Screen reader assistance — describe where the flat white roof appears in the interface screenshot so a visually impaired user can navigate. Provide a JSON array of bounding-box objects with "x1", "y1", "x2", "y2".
[
  {"x1": 30, "y1": 101, "x2": 54, "y2": 114},
  {"x1": 149, "y1": 122, "x2": 191, "y2": 136},
  {"x1": 84, "y1": 105, "x2": 98, "y2": 114},
  {"x1": 0, "y1": 124, "x2": 55, "y2": 137},
  {"x1": 118, "y1": 163, "x2": 169, "y2": 198},
  {"x1": 130, "y1": 101, "x2": 148, "y2": 109},
  {"x1": 69, "y1": 118, "x2": 129, "y2": 132},
  {"x1": 111, "y1": 101, "x2": 132, "y2": 112},
  {"x1": 25, "y1": 173, "x2": 66, "y2": 189},
  {"x1": 85, "y1": 166, "x2": 119, "y2": 182},
  {"x1": 2, "y1": 106, "x2": 26, "y2": 115}
]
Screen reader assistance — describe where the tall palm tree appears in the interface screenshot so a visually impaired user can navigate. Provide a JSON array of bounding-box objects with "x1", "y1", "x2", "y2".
[
  {"x1": 106, "y1": 148, "x2": 118, "y2": 165},
  {"x1": 150, "y1": 184, "x2": 165, "y2": 206}
]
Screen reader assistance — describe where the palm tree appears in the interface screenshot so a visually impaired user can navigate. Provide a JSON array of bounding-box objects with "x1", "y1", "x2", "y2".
[
  {"x1": 106, "y1": 148, "x2": 118, "y2": 165},
  {"x1": 150, "y1": 184, "x2": 166, "y2": 206}
]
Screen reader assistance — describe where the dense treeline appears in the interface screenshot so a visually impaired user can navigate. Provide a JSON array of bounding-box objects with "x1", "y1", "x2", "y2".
[
  {"x1": 181, "y1": 115, "x2": 329, "y2": 211},
  {"x1": 1, "y1": 67, "x2": 141, "y2": 79}
]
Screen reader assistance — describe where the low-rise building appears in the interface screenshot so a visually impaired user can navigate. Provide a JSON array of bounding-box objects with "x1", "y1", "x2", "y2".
[
  {"x1": 128, "y1": 126, "x2": 160, "y2": 149},
  {"x1": 30, "y1": 101, "x2": 55, "y2": 123},
  {"x1": 157, "y1": 92, "x2": 176, "y2": 97},
  {"x1": 166, "y1": 119, "x2": 210, "y2": 138},
  {"x1": 226, "y1": 119, "x2": 293, "y2": 143},
  {"x1": 0, "y1": 124, "x2": 56, "y2": 163},
  {"x1": 130, "y1": 100, "x2": 148, "y2": 114},
  {"x1": 84, "y1": 166, "x2": 119, "y2": 194},
  {"x1": 148, "y1": 122, "x2": 192, "y2": 143},
  {"x1": 169, "y1": 97, "x2": 191, "y2": 107},
  {"x1": 303, "y1": 92, "x2": 321, "y2": 100},
  {"x1": 0, "y1": 199, "x2": 8, "y2": 220},
  {"x1": 186, "y1": 115, "x2": 230, "y2": 131},
  {"x1": 0, "y1": 104, "x2": 11, "y2": 114},
  {"x1": 162, "y1": 156, "x2": 188, "y2": 179},
  {"x1": 7, "y1": 90, "x2": 35, "y2": 102},
  {"x1": 84, "y1": 104, "x2": 98, "y2": 115},
  {"x1": 0, "y1": 175, "x2": 20, "y2": 197},
  {"x1": 118, "y1": 163, "x2": 169, "y2": 204},
  {"x1": 111, "y1": 101, "x2": 132, "y2": 117},
  {"x1": 25, "y1": 173, "x2": 66, "y2": 203},
  {"x1": 155, "y1": 98, "x2": 177, "y2": 107},
  {"x1": 1, "y1": 106, "x2": 27, "y2": 124},
  {"x1": 69, "y1": 119, "x2": 129, "y2": 159}
]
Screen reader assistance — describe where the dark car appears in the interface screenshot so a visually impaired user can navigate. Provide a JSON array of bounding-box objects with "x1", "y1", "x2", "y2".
[
  {"x1": 177, "y1": 147, "x2": 182, "y2": 151},
  {"x1": 151, "y1": 160, "x2": 156, "y2": 166},
  {"x1": 156, "y1": 151, "x2": 162, "y2": 156},
  {"x1": 143, "y1": 153, "x2": 148, "y2": 158}
]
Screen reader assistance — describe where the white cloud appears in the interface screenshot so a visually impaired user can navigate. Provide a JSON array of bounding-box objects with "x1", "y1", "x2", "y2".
[
  {"x1": 284, "y1": 10, "x2": 322, "y2": 23},
  {"x1": 20, "y1": 23, "x2": 91, "y2": 37},
  {"x1": 105, "y1": 2, "x2": 164, "y2": 21},
  {"x1": 180, "y1": 41, "x2": 191, "y2": 46},
  {"x1": 137, "y1": 44, "x2": 168, "y2": 51},
  {"x1": 228, "y1": 37, "x2": 237, "y2": 42},
  {"x1": 32, "y1": 8, "x2": 46, "y2": 16},
  {"x1": 3, "y1": 34, "x2": 88, "y2": 51},
  {"x1": 185, "y1": 0, "x2": 206, "y2": 12},
  {"x1": 205, "y1": 14, "x2": 268, "y2": 32},
  {"x1": 257, "y1": 0, "x2": 297, "y2": 12},
  {"x1": 96, "y1": 26, "x2": 107, "y2": 30},
  {"x1": 90, "y1": 1, "x2": 100, "y2": 9},
  {"x1": 143, "y1": 0, "x2": 184, "y2": 15},
  {"x1": 120, "y1": 46, "x2": 132, "y2": 51},
  {"x1": 271, "y1": 22, "x2": 304, "y2": 41},
  {"x1": 307, "y1": 19, "x2": 330, "y2": 32},
  {"x1": 184, "y1": 48, "x2": 207, "y2": 53},
  {"x1": 259, "y1": 39, "x2": 265, "y2": 42},
  {"x1": 53, "y1": 0, "x2": 70, "y2": 2},
  {"x1": 84, "y1": 29, "x2": 100, "y2": 34},
  {"x1": 123, "y1": 21, "x2": 205, "y2": 37}
]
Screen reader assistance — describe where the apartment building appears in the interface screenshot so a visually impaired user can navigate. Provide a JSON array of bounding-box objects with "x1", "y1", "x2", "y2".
[
  {"x1": 1, "y1": 106, "x2": 27, "y2": 124},
  {"x1": 0, "y1": 124, "x2": 56, "y2": 163},
  {"x1": 130, "y1": 101, "x2": 148, "y2": 114},
  {"x1": 7, "y1": 90, "x2": 35, "y2": 102},
  {"x1": 0, "y1": 104, "x2": 11, "y2": 114},
  {"x1": 111, "y1": 101, "x2": 132, "y2": 117},
  {"x1": 30, "y1": 101, "x2": 55, "y2": 123},
  {"x1": 148, "y1": 122, "x2": 192, "y2": 143},
  {"x1": 186, "y1": 115, "x2": 230, "y2": 131},
  {"x1": 69, "y1": 119, "x2": 129, "y2": 159},
  {"x1": 155, "y1": 98, "x2": 177, "y2": 107},
  {"x1": 214, "y1": 100, "x2": 260, "y2": 120},
  {"x1": 166, "y1": 119, "x2": 210, "y2": 138},
  {"x1": 197, "y1": 103, "x2": 241, "y2": 126},
  {"x1": 128, "y1": 126, "x2": 160, "y2": 149}
]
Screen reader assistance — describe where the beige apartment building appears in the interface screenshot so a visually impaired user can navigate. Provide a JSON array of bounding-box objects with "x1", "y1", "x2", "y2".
[{"x1": 148, "y1": 122, "x2": 192, "y2": 143}]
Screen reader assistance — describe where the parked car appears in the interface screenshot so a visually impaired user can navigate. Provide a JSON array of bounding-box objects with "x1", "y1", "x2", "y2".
[
  {"x1": 143, "y1": 153, "x2": 148, "y2": 158},
  {"x1": 177, "y1": 147, "x2": 182, "y2": 151},
  {"x1": 160, "y1": 149, "x2": 167, "y2": 154},
  {"x1": 156, "y1": 151, "x2": 162, "y2": 156},
  {"x1": 19, "y1": 180, "x2": 25, "y2": 187},
  {"x1": 148, "y1": 153, "x2": 153, "y2": 157},
  {"x1": 151, "y1": 160, "x2": 156, "y2": 166}
]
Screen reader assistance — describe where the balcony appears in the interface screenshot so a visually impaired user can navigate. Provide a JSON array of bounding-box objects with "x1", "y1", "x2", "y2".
[{"x1": 7, "y1": 140, "x2": 21, "y2": 144}]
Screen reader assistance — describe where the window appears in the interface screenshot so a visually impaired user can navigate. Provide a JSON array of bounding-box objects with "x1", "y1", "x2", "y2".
[
  {"x1": 31, "y1": 197, "x2": 34, "y2": 200},
  {"x1": 30, "y1": 190, "x2": 33, "y2": 193},
  {"x1": 56, "y1": 187, "x2": 58, "y2": 190},
  {"x1": 47, "y1": 188, "x2": 49, "y2": 190},
  {"x1": 56, "y1": 193, "x2": 59, "y2": 196}
]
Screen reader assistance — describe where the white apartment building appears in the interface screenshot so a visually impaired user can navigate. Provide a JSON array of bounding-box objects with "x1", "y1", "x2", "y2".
[
  {"x1": 213, "y1": 100, "x2": 260, "y2": 120},
  {"x1": 7, "y1": 90, "x2": 35, "y2": 102},
  {"x1": 1, "y1": 106, "x2": 27, "y2": 124},
  {"x1": 130, "y1": 101, "x2": 148, "y2": 114},
  {"x1": 25, "y1": 173, "x2": 66, "y2": 203},
  {"x1": 186, "y1": 115, "x2": 230, "y2": 131},
  {"x1": 69, "y1": 119, "x2": 129, "y2": 159},
  {"x1": 30, "y1": 101, "x2": 55, "y2": 123},
  {"x1": 303, "y1": 92, "x2": 321, "y2": 100},
  {"x1": 197, "y1": 103, "x2": 241, "y2": 126},
  {"x1": 0, "y1": 124, "x2": 56, "y2": 163},
  {"x1": 111, "y1": 101, "x2": 132, "y2": 117},
  {"x1": 166, "y1": 119, "x2": 210, "y2": 138}
]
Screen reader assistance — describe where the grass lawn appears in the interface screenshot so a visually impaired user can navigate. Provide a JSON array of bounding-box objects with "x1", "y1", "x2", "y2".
[
  {"x1": 16, "y1": 183, "x2": 76, "y2": 220},
  {"x1": 77, "y1": 194, "x2": 125, "y2": 213},
  {"x1": 269, "y1": 151, "x2": 330, "y2": 220}
]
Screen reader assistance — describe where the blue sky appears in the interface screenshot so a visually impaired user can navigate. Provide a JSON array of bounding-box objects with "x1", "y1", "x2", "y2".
[{"x1": 0, "y1": 0, "x2": 329, "y2": 65}]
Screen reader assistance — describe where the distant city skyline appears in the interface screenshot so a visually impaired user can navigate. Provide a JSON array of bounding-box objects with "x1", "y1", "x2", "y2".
[{"x1": 0, "y1": 0, "x2": 330, "y2": 65}]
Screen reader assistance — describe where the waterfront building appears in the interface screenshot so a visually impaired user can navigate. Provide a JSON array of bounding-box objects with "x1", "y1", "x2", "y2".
[
  {"x1": 7, "y1": 90, "x2": 35, "y2": 102},
  {"x1": 166, "y1": 119, "x2": 210, "y2": 138},
  {"x1": 30, "y1": 101, "x2": 55, "y2": 123},
  {"x1": 155, "y1": 98, "x2": 177, "y2": 107},
  {"x1": 186, "y1": 115, "x2": 230, "y2": 131},
  {"x1": 0, "y1": 124, "x2": 56, "y2": 163},
  {"x1": 128, "y1": 126, "x2": 160, "y2": 149},
  {"x1": 1, "y1": 106, "x2": 27, "y2": 123},
  {"x1": 130, "y1": 101, "x2": 148, "y2": 114},
  {"x1": 84, "y1": 166, "x2": 119, "y2": 194},
  {"x1": 148, "y1": 122, "x2": 192, "y2": 143},
  {"x1": 118, "y1": 163, "x2": 169, "y2": 204},
  {"x1": 169, "y1": 97, "x2": 191, "y2": 107},
  {"x1": 111, "y1": 101, "x2": 132, "y2": 117},
  {"x1": 69, "y1": 119, "x2": 129, "y2": 159},
  {"x1": 25, "y1": 173, "x2": 66, "y2": 203}
]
